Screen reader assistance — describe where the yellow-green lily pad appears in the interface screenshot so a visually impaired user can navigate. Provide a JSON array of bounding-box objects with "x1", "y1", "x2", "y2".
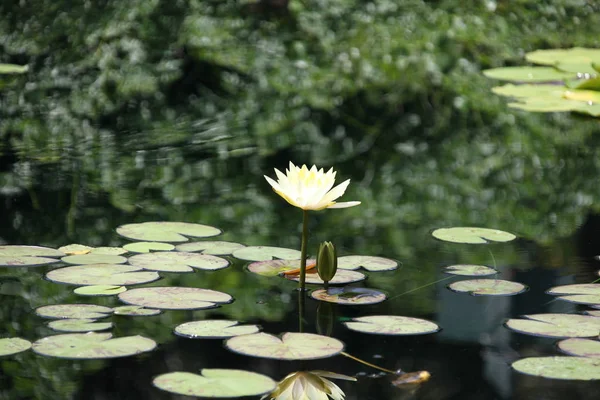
[
  {"x1": 505, "y1": 314, "x2": 600, "y2": 338},
  {"x1": 153, "y1": 369, "x2": 276, "y2": 398},
  {"x1": 118, "y1": 287, "x2": 233, "y2": 310},
  {"x1": 113, "y1": 306, "x2": 161, "y2": 317},
  {"x1": 176, "y1": 241, "x2": 246, "y2": 255},
  {"x1": 58, "y1": 244, "x2": 93, "y2": 255},
  {"x1": 286, "y1": 269, "x2": 366, "y2": 285},
  {"x1": 47, "y1": 319, "x2": 112, "y2": 333},
  {"x1": 232, "y1": 246, "x2": 301, "y2": 261},
  {"x1": 444, "y1": 264, "x2": 497, "y2": 276},
  {"x1": 128, "y1": 252, "x2": 229, "y2": 273},
  {"x1": 344, "y1": 315, "x2": 439, "y2": 335},
  {"x1": 483, "y1": 66, "x2": 573, "y2": 82},
  {"x1": 310, "y1": 287, "x2": 387, "y2": 305},
  {"x1": 526, "y1": 47, "x2": 600, "y2": 66},
  {"x1": 247, "y1": 259, "x2": 314, "y2": 277},
  {"x1": 0, "y1": 64, "x2": 28, "y2": 74},
  {"x1": 225, "y1": 332, "x2": 344, "y2": 360},
  {"x1": 432, "y1": 227, "x2": 516, "y2": 244},
  {"x1": 32, "y1": 332, "x2": 156, "y2": 359},
  {"x1": 123, "y1": 242, "x2": 175, "y2": 253},
  {"x1": 547, "y1": 284, "x2": 600, "y2": 305},
  {"x1": 61, "y1": 254, "x2": 128, "y2": 265},
  {"x1": 35, "y1": 304, "x2": 113, "y2": 319},
  {"x1": 90, "y1": 247, "x2": 128, "y2": 256},
  {"x1": 512, "y1": 356, "x2": 600, "y2": 380},
  {"x1": 337, "y1": 255, "x2": 398, "y2": 271},
  {"x1": 0, "y1": 338, "x2": 32, "y2": 356},
  {"x1": 556, "y1": 62, "x2": 598, "y2": 76},
  {"x1": 0, "y1": 245, "x2": 64, "y2": 267},
  {"x1": 46, "y1": 264, "x2": 160, "y2": 286},
  {"x1": 74, "y1": 285, "x2": 127, "y2": 296},
  {"x1": 175, "y1": 320, "x2": 260, "y2": 339},
  {"x1": 558, "y1": 338, "x2": 600, "y2": 358},
  {"x1": 448, "y1": 279, "x2": 527, "y2": 296},
  {"x1": 116, "y1": 222, "x2": 221, "y2": 243}
]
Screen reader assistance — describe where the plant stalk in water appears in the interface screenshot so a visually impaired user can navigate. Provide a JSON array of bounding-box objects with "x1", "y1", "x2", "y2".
[{"x1": 299, "y1": 210, "x2": 309, "y2": 291}]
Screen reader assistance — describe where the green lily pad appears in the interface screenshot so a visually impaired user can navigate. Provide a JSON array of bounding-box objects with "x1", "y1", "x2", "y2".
[
  {"x1": 116, "y1": 222, "x2": 221, "y2": 243},
  {"x1": 128, "y1": 252, "x2": 229, "y2": 273},
  {"x1": 118, "y1": 287, "x2": 233, "y2": 310},
  {"x1": 175, "y1": 320, "x2": 260, "y2": 339},
  {"x1": 492, "y1": 84, "x2": 567, "y2": 99},
  {"x1": 526, "y1": 47, "x2": 600, "y2": 66},
  {"x1": 547, "y1": 284, "x2": 600, "y2": 305},
  {"x1": 153, "y1": 369, "x2": 276, "y2": 398},
  {"x1": 35, "y1": 304, "x2": 113, "y2": 319},
  {"x1": 232, "y1": 246, "x2": 301, "y2": 261},
  {"x1": 0, "y1": 245, "x2": 64, "y2": 267},
  {"x1": 247, "y1": 259, "x2": 315, "y2": 277},
  {"x1": 32, "y1": 332, "x2": 156, "y2": 359},
  {"x1": 310, "y1": 287, "x2": 387, "y2": 305},
  {"x1": 113, "y1": 306, "x2": 161, "y2": 317},
  {"x1": 483, "y1": 66, "x2": 573, "y2": 82},
  {"x1": 0, "y1": 338, "x2": 32, "y2": 356},
  {"x1": 225, "y1": 332, "x2": 344, "y2": 360},
  {"x1": 432, "y1": 227, "x2": 516, "y2": 244},
  {"x1": 286, "y1": 269, "x2": 366, "y2": 285},
  {"x1": 512, "y1": 356, "x2": 600, "y2": 380},
  {"x1": 123, "y1": 242, "x2": 175, "y2": 253},
  {"x1": 0, "y1": 63, "x2": 28, "y2": 74},
  {"x1": 586, "y1": 310, "x2": 600, "y2": 317},
  {"x1": 61, "y1": 254, "x2": 128, "y2": 265},
  {"x1": 574, "y1": 76, "x2": 600, "y2": 90},
  {"x1": 90, "y1": 247, "x2": 128, "y2": 256},
  {"x1": 337, "y1": 255, "x2": 398, "y2": 272},
  {"x1": 48, "y1": 319, "x2": 112, "y2": 333},
  {"x1": 444, "y1": 264, "x2": 497, "y2": 276},
  {"x1": 176, "y1": 241, "x2": 246, "y2": 255},
  {"x1": 558, "y1": 338, "x2": 600, "y2": 358},
  {"x1": 556, "y1": 63, "x2": 598, "y2": 76},
  {"x1": 505, "y1": 314, "x2": 600, "y2": 338},
  {"x1": 58, "y1": 244, "x2": 93, "y2": 255},
  {"x1": 74, "y1": 285, "x2": 127, "y2": 296},
  {"x1": 343, "y1": 315, "x2": 439, "y2": 335},
  {"x1": 507, "y1": 97, "x2": 600, "y2": 116},
  {"x1": 46, "y1": 264, "x2": 160, "y2": 286},
  {"x1": 448, "y1": 279, "x2": 527, "y2": 296}
]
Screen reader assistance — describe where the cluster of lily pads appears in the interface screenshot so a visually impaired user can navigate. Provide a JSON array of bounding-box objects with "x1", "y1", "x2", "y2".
[{"x1": 483, "y1": 47, "x2": 600, "y2": 117}]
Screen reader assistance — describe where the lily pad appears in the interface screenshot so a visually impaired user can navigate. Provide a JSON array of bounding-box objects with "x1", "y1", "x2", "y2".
[
  {"x1": 512, "y1": 356, "x2": 600, "y2": 380},
  {"x1": 175, "y1": 320, "x2": 260, "y2": 339},
  {"x1": 61, "y1": 254, "x2": 128, "y2": 265},
  {"x1": 505, "y1": 314, "x2": 600, "y2": 338},
  {"x1": 74, "y1": 285, "x2": 127, "y2": 296},
  {"x1": 286, "y1": 269, "x2": 366, "y2": 285},
  {"x1": 448, "y1": 279, "x2": 527, "y2": 296},
  {"x1": 232, "y1": 246, "x2": 301, "y2": 262},
  {"x1": 586, "y1": 310, "x2": 600, "y2": 317},
  {"x1": 35, "y1": 304, "x2": 113, "y2": 320},
  {"x1": 118, "y1": 287, "x2": 233, "y2": 310},
  {"x1": 558, "y1": 338, "x2": 600, "y2": 358},
  {"x1": 310, "y1": 287, "x2": 387, "y2": 305},
  {"x1": 113, "y1": 306, "x2": 161, "y2": 317},
  {"x1": 225, "y1": 332, "x2": 344, "y2": 360},
  {"x1": 343, "y1": 315, "x2": 439, "y2": 335},
  {"x1": 525, "y1": 47, "x2": 600, "y2": 66},
  {"x1": 48, "y1": 319, "x2": 112, "y2": 333},
  {"x1": 547, "y1": 284, "x2": 600, "y2": 305},
  {"x1": 153, "y1": 369, "x2": 276, "y2": 398},
  {"x1": 337, "y1": 256, "x2": 398, "y2": 272},
  {"x1": 123, "y1": 242, "x2": 175, "y2": 253},
  {"x1": 128, "y1": 252, "x2": 229, "y2": 272},
  {"x1": 0, "y1": 338, "x2": 32, "y2": 356},
  {"x1": 432, "y1": 227, "x2": 516, "y2": 244},
  {"x1": 58, "y1": 244, "x2": 93, "y2": 255},
  {"x1": 247, "y1": 259, "x2": 314, "y2": 277},
  {"x1": 0, "y1": 63, "x2": 28, "y2": 74},
  {"x1": 32, "y1": 332, "x2": 156, "y2": 359},
  {"x1": 90, "y1": 247, "x2": 128, "y2": 256},
  {"x1": 46, "y1": 264, "x2": 160, "y2": 286},
  {"x1": 116, "y1": 222, "x2": 221, "y2": 243},
  {"x1": 0, "y1": 245, "x2": 64, "y2": 267},
  {"x1": 444, "y1": 264, "x2": 497, "y2": 276},
  {"x1": 176, "y1": 241, "x2": 246, "y2": 255},
  {"x1": 556, "y1": 62, "x2": 598, "y2": 76},
  {"x1": 483, "y1": 66, "x2": 573, "y2": 82}
]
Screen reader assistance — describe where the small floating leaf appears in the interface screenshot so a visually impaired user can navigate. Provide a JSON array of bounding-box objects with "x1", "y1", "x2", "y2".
[
  {"x1": 432, "y1": 227, "x2": 516, "y2": 244},
  {"x1": 61, "y1": 254, "x2": 127, "y2": 265},
  {"x1": 153, "y1": 369, "x2": 276, "y2": 398},
  {"x1": 448, "y1": 279, "x2": 527, "y2": 296},
  {"x1": 310, "y1": 287, "x2": 387, "y2": 305},
  {"x1": 225, "y1": 332, "x2": 344, "y2": 360},
  {"x1": 558, "y1": 338, "x2": 600, "y2": 358},
  {"x1": 176, "y1": 241, "x2": 246, "y2": 255},
  {"x1": 90, "y1": 247, "x2": 127, "y2": 256},
  {"x1": 32, "y1": 333, "x2": 156, "y2": 359},
  {"x1": 0, "y1": 338, "x2": 32, "y2": 356},
  {"x1": 48, "y1": 319, "x2": 112, "y2": 333},
  {"x1": 247, "y1": 259, "x2": 313, "y2": 277},
  {"x1": 35, "y1": 304, "x2": 113, "y2": 320},
  {"x1": 444, "y1": 265, "x2": 497, "y2": 276},
  {"x1": 58, "y1": 244, "x2": 93, "y2": 255},
  {"x1": 483, "y1": 66, "x2": 573, "y2": 82},
  {"x1": 116, "y1": 222, "x2": 221, "y2": 243},
  {"x1": 0, "y1": 245, "x2": 64, "y2": 267},
  {"x1": 175, "y1": 320, "x2": 260, "y2": 339},
  {"x1": 525, "y1": 47, "x2": 600, "y2": 66},
  {"x1": 0, "y1": 63, "x2": 28, "y2": 74},
  {"x1": 46, "y1": 264, "x2": 160, "y2": 286},
  {"x1": 337, "y1": 256, "x2": 398, "y2": 272},
  {"x1": 128, "y1": 252, "x2": 229, "y2": 272},
  {"x1": 286, "y1": 269, "x2": 366, "y2": 285},
  {"x1": 232, "y1": 246, "x2": 301, "y2": 261},
  {"x1": 547, "y1": 284, "x2": 600, "y2": 305},
  {"x1": 118, "y1": 287, "x2": 233, "y2": 310},
  {"x1": 113, "y1": 306, "x2": 161, "y2": 317},
  {"x1": 74, "y1": 285, "x2": 127, "y2": 296},
  {"x1": 505, "y1": 314, "x2": 600, "y2": 338},
  {"x1": 123, "y1": 242, "x2": 175, "y2": 253},
  {"x1": 512, "y1": 356, "x2": 600, "y2": 380},
  {"x1": 344, "y1": 315, "x2": 439, "y2": 335}
]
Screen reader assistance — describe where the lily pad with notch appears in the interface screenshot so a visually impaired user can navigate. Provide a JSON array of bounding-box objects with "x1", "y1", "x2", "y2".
[
  {"x1": 74, "y1": 285, "x2": 127, "y2": 296},
  {"x1": 558, "y1": 338, "x2": 600, "y2": 358},
  {"x1": 175, "y1": 320, "x2": 260, "y2": 339},
  {"x1": 337, "y1": 256, "x2": 398, "y2": 272},
  {"x1": 444, "y1": 264, "x2": 497, "y2": 276},
  {"x1": 123, "y1": 242, "x2": 175, "y2": 253},
  {"x1": 448, "y1": 279, "x2": 527, "y2": 296},
  {"x1": 46, "y1": 264, "x2": 160, "y2": 286},
  {"x1": 225, "y1": 332, "x2": 344, "y2": 360},
  {"x1": 505, "y1": 313, "x2": 600, "y2": 338},
  {"x1": 153, "y1": 369, "x2": 276, "y2": 398},
  {"x1": 176, "y1": 241, "x2": 246, "y2": 255},
  {"x1": 310, "y1": 287, "x2": 387, "y2": 305},
  {"x1": 118, "y1": 287, "x2": 233, "y2": 310},
  {"x1": 0, "y1": 338, "x2": 32, "y2": 356},
  {"x1": 431, "y1": 227, "x2": 516, "y2": 244},
  {"x1": 116, "y1": 222, "x2": 221, "y2": 243},
  {"x1": 61, "y1": 254, "x2": 128, "y2": 265},
  {"x1": 35, "y1": 304, "x2": 113, "y2": 320},
  {"x1": 547, "y1": 284, "x2": 600, "y2": 305},
  {"x1": 128, "y1": 252, "x2": 229, "y2": 273},
  {"x1": 286, "y1": 269, "x2": 366, "y2": 285},
  {"x1": 247, "y1": 259, "x2": 314, "y2": 277},
  {"x1": 0, "y1": 245, "x2": 64, "y2": 267},
  {"x1": 232, "y1": 246, "x2": 301, "y2": 262},
  {"x1": 113, "y1": 306, "x2": 161, "y2": 317},
  {"x1": 58, "y1": 244, "x2": 93, "y2": 255},
  {"x1": 32, "y1": 332, "x2": 156, "y2": 359},
  {"x1": 512, "y1": 356, "x2": 600, "y2": 380},
  {"x1": 344, "y1": 315, "x2": 439, "y2": 335},
  {"x1": 47, "y1": 319, "x2": 112, "y2": 333}
]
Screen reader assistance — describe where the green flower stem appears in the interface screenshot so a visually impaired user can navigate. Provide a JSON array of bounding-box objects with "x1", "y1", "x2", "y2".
[
  {"x1": 299, "y1": 210, "x2": 309, "y2": 291},
  {"x1": 298, "y1": 290, "x2": 305, "y2": 333}
]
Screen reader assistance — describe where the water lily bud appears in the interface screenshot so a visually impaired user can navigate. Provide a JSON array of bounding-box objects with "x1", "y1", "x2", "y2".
[{"x1": 317, "y1": 241, "x2": 337, "y2": 283}]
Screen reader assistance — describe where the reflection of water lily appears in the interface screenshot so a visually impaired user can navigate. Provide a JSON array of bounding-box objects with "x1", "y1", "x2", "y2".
[
  {"x1": 262, "y1": 370, "x2": 356, "y2": 400},
  {"x1": 264, "y1": 162, "x2": 360, "y2": 210}
]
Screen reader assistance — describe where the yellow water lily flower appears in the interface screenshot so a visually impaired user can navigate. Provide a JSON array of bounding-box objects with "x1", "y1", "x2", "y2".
[
  {"x1": 262, "y1": 370, "x2": 356, "y2": 400},
  {"x1": 264, "y1": 162, "x2": 361, "y2": 210}
]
